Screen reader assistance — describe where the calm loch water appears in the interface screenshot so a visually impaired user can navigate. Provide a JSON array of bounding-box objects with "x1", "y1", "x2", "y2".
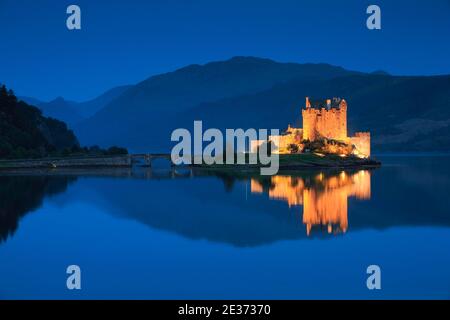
[{"x1": 0, "y1": 155, "x2": 450, "y2": 299}]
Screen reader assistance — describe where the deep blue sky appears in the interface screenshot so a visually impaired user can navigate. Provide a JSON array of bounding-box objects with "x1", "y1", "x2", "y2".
[{"x1": 0, "y1": 0, "x2": 449, "y2": 101}]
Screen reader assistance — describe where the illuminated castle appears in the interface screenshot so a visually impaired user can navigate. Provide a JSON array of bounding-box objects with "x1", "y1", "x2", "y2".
[
  {"x1": 302, "y1": 97, "x2": 347, "y2": 141},
  {"x1": 251, "y1": 97, "x2": 371, "y2": 158}
]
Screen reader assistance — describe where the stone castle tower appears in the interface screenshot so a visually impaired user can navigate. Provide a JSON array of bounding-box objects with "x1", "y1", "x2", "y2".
[
  {"x1": 302, "y1": 97, "x2": 347, "y2": 141},
  {"x1": 250, "y1": 96, "x2": 371, "y2": 158}
]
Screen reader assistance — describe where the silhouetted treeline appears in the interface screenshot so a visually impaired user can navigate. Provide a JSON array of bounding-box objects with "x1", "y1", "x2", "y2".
[
  {"x1": 0, "y1": 84, "x2": 128, "y2": 159},
  {"x1": 0, "y1": 84, "x2": 79, "y2": 158}
]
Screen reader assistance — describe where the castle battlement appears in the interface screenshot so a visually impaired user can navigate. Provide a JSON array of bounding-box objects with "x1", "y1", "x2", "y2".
[
  {"x1": 302, "y1": 97, "x2": 347, "y2": 141},
  {"x1": 305, "y1": 96, "x2": 346, "y2": 110},
  {"x1": 353, "y1": 132, "x2": 370, "y2": 138}
]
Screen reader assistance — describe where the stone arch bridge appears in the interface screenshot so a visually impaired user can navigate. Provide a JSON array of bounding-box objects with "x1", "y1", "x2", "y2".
[{"x1": 131, "y1": 153, "x2": 182, "y2": 167}]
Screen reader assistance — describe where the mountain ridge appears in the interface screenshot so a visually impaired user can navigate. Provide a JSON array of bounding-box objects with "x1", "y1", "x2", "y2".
[
  {"x1": 19, "y1": 56, "x2": 450, "y2": 153},
  {"x1": 75, "y1": 56, "x2": 364, "y2": 151},
  {"x1": 19, "y1": 85, "x2": 131, "y2": 128}
]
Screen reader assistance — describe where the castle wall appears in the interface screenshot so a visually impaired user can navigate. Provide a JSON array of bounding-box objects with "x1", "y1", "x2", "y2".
[
  {"x1": 350, "y1": 132, "x2": 371, "y2": 158},
  {"x1": 302, "y1": 101, "x2": 347, "y2": 142},
  {"x1": 250, "y1": 128, "x2": 303, "y2": 154},
  {"x1": 275, "y1": 128, "x2": 302, "y2": 153}
]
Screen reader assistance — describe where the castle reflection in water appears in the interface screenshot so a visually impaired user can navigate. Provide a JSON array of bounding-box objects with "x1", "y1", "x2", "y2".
[{"x1": 250, "y1": 170, "x2": 371, "y2": 236}]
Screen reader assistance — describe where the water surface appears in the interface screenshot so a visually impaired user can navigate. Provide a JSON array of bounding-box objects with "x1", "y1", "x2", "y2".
[{"x1": 1, "y1": 155, "x2": 449, "y2": 299}]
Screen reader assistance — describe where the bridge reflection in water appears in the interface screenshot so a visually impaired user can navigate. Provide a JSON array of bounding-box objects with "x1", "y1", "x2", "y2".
[{"x1": 250, "y1": 170, "x2": 371, "y2": 236}]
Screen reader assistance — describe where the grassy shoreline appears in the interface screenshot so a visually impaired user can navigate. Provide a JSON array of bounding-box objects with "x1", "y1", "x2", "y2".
[
  {"x1": 0, "y1": 153, "x2": 381, "y2": 171},
  {"x1": 193, "y1": 153, "x2": 381, "y2": 171},
  {"x1": 0, "y1": 154, "x2": 131, "y2": 170}
]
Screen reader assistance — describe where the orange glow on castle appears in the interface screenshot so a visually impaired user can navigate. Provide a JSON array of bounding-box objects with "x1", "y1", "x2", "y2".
[{"x1": 251, "y1": 97, "x2": 371, "y2": 158}]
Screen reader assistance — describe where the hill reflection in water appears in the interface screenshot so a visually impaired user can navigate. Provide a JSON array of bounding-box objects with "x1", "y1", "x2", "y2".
[
  {"x1": 2, "y1": 156, "x2": 450, "y2": 299},
  {"x1": 0, "y1": 175, "x2": 76, "y2": 244},
  {"x1": 0, "y1": 168, "x2": 373, "y2": 246},
  {"x1": 2, "y1": 155, "x2": 450, "y2": 248}
]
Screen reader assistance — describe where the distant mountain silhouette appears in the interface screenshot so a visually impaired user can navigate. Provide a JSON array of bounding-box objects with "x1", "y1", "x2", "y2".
[
  {"x1": 20, "y1": 85, "x2": 131, "y2": 128},
  {"x1": 75, "y1": 85, "x2": 132, "y2": 118},
  {"x1": 370, "y1": 70, "x2": 390, "y2": 76},
  {"x1": 36, "y1": 97, "x2": 83, "y2": 127},
  {"x1": 180, "y1": 74, "x2": 450, "y2": 152},
  {"x1": 18, "y1": 96, "x2": 43, "y2": 107},
  {"x1": 73, "y1": 57, "x2": 450, "y2": 152},
  {"x1": 75, "y1": 56, "x2": 362, "y2": 151}
]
